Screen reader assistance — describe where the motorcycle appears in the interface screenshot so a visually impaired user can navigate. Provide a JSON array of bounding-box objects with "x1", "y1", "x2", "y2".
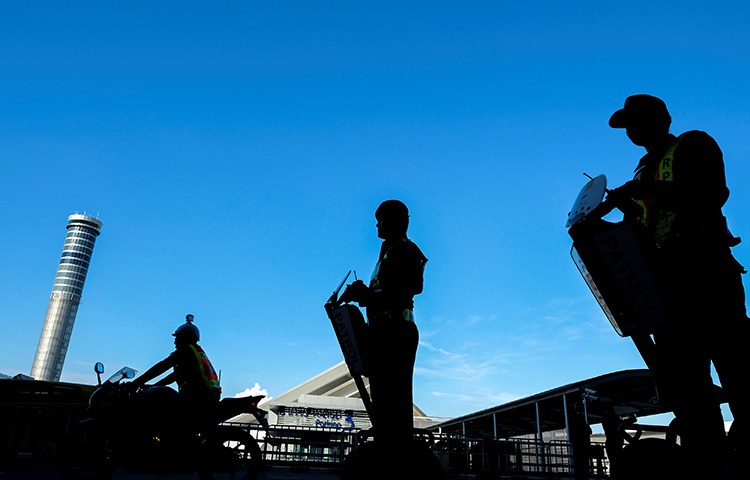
[{"x1": 56, "y1": 362, "x2": 268, "y2": 480}]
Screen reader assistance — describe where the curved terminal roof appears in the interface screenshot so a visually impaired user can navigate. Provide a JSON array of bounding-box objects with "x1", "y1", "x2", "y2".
[{"x1": 428, "y1": 368, "x2": 725, "y2": 439}]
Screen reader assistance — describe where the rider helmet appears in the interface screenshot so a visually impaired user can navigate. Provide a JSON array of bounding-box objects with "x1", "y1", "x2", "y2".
[{"x1": 173, "y1": 313, "x2": 200, "y2": 343}]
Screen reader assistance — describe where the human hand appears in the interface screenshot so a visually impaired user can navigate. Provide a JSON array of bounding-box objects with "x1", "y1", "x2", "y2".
[
  {"x1": 607, "y1": 180, "x2": 644, "y2": 203},
  {"x1": 339, "y1": 280, "x2": 369, "y2": 304},
  {"x1": 586, "y1": 199, "x2": 616, "y2": 220}
]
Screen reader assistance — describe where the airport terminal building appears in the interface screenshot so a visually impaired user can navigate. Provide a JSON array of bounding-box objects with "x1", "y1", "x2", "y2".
[{"x1": 229, "y1": 361, "x2": 449, "y2": 431}]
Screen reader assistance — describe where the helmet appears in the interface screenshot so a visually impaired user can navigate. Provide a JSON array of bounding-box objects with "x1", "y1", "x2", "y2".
[{"x1": 173, "y1": 314, "x2": 200, "y2": 343}]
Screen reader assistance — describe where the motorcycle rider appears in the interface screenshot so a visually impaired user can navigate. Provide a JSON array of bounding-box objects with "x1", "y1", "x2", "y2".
[{"x1": 129, "y1": 314, "x2": 222, "y2": 435}]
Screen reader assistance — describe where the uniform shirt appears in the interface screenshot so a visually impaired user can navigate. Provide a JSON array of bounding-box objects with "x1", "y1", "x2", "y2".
[
  {"x1": 629, "y1": 130, "x2": 733, "y2": 270},
  {"x1": 367, "y1": 238, "x2": 428, "y2": 313}
]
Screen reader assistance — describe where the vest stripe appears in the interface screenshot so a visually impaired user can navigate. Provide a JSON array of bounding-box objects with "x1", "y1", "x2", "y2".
[{"x1": 633, "y1": 135, "x2": 683, "y2": 247}]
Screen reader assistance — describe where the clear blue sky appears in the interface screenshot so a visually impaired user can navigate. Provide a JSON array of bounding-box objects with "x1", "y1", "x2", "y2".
[{"x1": 2, "y1": 2, "x2": 749, "y2": 427}]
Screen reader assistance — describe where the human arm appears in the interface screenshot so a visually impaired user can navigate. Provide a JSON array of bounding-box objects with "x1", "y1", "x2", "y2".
[
  {"x1": 664, "y1": 131, "x2": 730, "y2": 249},
  {"x1": 130, "y1": 353, "x2": 177, "y2": 388},
  {"x1": 154, "y1": 372, "x2": 176, "y2": 387},
  {"x1": 602, "y1": 180, "x2": 646, "y2": 219},
  {"x1": 670, "y1": 131, "x2": 729, "y2": 212}
]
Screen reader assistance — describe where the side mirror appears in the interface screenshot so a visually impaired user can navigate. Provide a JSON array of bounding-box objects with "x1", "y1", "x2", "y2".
[{"x1": 94, "y1": 362, "x2": 104, "y2": 386}]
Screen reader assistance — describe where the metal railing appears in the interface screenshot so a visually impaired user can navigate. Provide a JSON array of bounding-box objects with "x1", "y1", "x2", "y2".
[
  {"x1": 1, "y1": 399, "x2": 609, "y2": 479},
  {"x1": 226, "y1": 422, "x2": 610, "y2": 478}
]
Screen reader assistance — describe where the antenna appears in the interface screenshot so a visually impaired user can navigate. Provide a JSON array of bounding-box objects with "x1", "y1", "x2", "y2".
[{"x1": 328, "y1": 270, "x2": 352, "y2": 304}]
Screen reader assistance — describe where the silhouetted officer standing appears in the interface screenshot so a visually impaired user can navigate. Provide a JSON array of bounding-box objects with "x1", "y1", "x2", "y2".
[
  {"x1": 341, "y1": 199, "x2": 428, "y2": 449},
  {"x1": 606, "y1": 94, "x2": 749, "y2": 477}
]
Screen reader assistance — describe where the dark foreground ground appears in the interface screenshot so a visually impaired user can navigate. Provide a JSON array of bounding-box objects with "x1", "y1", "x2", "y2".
[{"x1": 0, "y1": 464, "x2": 341, "y2": 480}]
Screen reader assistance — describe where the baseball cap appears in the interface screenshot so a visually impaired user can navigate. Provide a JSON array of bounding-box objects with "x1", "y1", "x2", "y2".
[{"x1": 609, "y1": 94, "x2": 671, "y2": 128}]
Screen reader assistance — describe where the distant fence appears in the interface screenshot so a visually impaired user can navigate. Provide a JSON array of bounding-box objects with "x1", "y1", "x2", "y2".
[{"x1": 230, "y1": 422, "x2": 610, "y2": 478}]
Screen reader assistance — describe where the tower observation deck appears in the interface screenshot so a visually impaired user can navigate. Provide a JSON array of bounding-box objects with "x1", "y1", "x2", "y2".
[{"x1": 30, "y1": 214, "x2": 103, "y2": 382}]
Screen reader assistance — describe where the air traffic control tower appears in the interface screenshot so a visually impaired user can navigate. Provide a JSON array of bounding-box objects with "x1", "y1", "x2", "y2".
[{"x1": 31, "y1": 214, "x2": 103, "y2": 382}]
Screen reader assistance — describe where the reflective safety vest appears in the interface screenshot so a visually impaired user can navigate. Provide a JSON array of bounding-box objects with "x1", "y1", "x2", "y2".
[
  {"x1": 633, "y1": 135, "x2": 684, "y2": 248},
  {"x1": 186, "y1": 344, "x2": 222, "y2": 395}
]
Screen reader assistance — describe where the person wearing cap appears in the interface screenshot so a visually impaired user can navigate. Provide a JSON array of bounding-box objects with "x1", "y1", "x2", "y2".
[
  {"x1": 340, "y1": 199, "x2": 428, "y2": 450},
  {"x1": 606, "y1": 94, "x2": 749, "y2": 476},
  {"x1": 129, "y1": 314, "x2": 222, "y2": 433}
]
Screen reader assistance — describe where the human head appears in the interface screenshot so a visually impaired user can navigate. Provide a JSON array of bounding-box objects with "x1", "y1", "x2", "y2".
[
  {"x1": 173, "y1": 313, "x2": 200, "y2": 345},
  {"x1": 375, "y1": 199, "x2": 409, "y2": 240},
  {"x1": 609, "y1": 94, "x2": 671, "y2": 147}
]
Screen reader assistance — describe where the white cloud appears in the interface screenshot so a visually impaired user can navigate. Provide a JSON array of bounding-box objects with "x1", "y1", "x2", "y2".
[
  {"x1": 234, "y1": 382, "x2": 269, "y2": 399},
  {"x1": 416, "y1": 343, "x2": 512, "y2": 384}
]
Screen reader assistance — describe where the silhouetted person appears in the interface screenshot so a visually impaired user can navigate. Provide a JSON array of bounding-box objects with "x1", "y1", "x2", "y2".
[
  {"x1": 341, "y1": 199, "x2": 428, "y2": 450},
  {"x1": 129, "y1": 314, "x2": 222, "y2": 436},
  {"x1": 605, "y1": 94, "x2": 750, "y2": 477},
  {"x1": 600, "y1": 408, "x2": 640, "y2": 480},
  {"x1": 568, "y1": 400, "x2": 592, "y2": 480}
]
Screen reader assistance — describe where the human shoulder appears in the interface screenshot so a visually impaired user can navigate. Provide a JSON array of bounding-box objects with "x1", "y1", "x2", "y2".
[
  {"x1": 675, "y1": 130, "x2": 722, "y2": 157},
  {"x1": 172, "y1": 343, "x2": 197, "y2": 359},
  {"x1": 389, "y1": 239, "x2": 427, "y2": 260},
  {"x1": 677, "y1": 130, "x2": 719, "y2": 147}
]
